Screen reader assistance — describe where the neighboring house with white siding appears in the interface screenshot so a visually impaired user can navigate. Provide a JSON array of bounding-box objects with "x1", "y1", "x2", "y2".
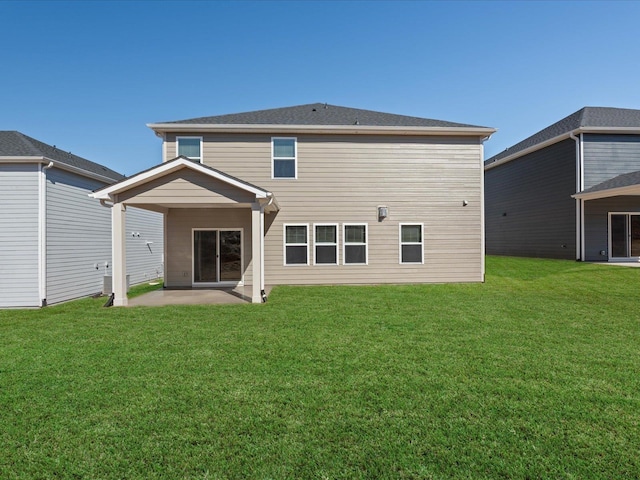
[
  {"x1": 91, "y1": 103, "x2": 495, "y2": 305},
  {"x1": 0, "y1": 131, "x2": 163, "y2": 308},
  {"x1": 485, "y1": 107, "x2": 640, "y2": 262}
]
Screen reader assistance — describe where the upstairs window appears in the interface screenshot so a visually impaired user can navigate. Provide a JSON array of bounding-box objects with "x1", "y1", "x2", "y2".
[
  {"x1": 344, "y1": 224, "x2": 367, "y2": 265},
  {"x1": 272, "y1": 137, "x2": 296, "y2": 178},
  {"x1": 177, "y1": 137, "x2": 202, "y2": 163},
  {"x1": 400, "y1": 224, "x2": 423, "y2": 264}
]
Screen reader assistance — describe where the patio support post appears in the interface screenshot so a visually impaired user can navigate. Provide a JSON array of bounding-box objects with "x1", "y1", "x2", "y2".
[
  {"x1": 112, "y1": 201, "x2": 128, "y2": 306},
  {"x1": 251, "y1": 203, "x2": 263, "y2": 303}
]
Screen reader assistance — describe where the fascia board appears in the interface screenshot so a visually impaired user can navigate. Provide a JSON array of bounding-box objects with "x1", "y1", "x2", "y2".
[
  {"x1": 0, "y1": 156, "x2": 44, "y2": 161},
  {"x1": 147, "y1": 123, "x2": 496, "y2": 138},
  {"x1": 0, "y1": 156, "x2": 120, "y2": 184},
  {"x1": 572, "y1": 184, "x2": 640, "y2": 200},
  {"x1": 484, "y1": 132, "x2": 573, "y2": 171},
  {"x1": 580, "y1": 127, "x2": 640, "y2": 134},
  {"x1": 485, "y1": 127, "x2": 640, "y2": 171},
  {"x1": 91, "y1": 157, "x2": 269, "y2": 200}
]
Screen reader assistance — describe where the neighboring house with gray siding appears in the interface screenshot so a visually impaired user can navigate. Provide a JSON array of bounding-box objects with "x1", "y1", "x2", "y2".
[
  {"x1": 91, "y1": 104, "x2": 495, "y2": 306},
  {"x1": 0, "y1": 131, "x2": 163, "y2": 308},
  {"x1": 485, "y1": 107, "x2": 640, "y2": 262}
]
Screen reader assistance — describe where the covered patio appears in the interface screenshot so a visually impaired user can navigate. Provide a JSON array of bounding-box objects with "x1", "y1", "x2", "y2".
[
  {"x1": 127, "y1": 285, "x2": 274, "y2": 306},
  {"x1": 91, "y1": 157, "x2": 278, "y2": 306},
  {"x1": 573, "y1": 170, "x2": 640, "y2": 261}
]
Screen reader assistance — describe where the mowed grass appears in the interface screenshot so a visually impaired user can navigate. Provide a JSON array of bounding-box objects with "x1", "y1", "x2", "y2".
[{"x1": 1, "y1": 257, "x2": 639, "y2": 479}]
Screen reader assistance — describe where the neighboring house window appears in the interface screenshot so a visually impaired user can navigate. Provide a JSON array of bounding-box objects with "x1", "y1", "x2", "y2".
[
  {"x1": 344, "y1": 224, "x2": 367, "y2": 265},
  {"x1": 177, "y1": 137, "x2": 202, "y2": 163},
  {"x1": 400, "y1": 223, "x2": 423, "y2": 264},
  {"x1": 284, "y1": 224, "x2": 308, "y2": 265},
  {"x1": 272, "y1": 137, "x2": 296, "y2": 178},
  {"x1": 314, "y1": 224, "x2": 338, "y2": 265}
]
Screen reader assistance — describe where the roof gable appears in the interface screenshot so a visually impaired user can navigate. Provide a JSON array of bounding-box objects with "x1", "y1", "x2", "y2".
[
  {"x1": 118, "y1": 168, "x2": 261, "y2": 207},
  {"x1": 91, "y1": 156, "x2": 273, "y2": 203},
  {"x1": 573, "y1": 169, "x2": 640, "y2": 200},
  {"x1": 0, "y1": 131, "x2": 124, "y2": 182}
]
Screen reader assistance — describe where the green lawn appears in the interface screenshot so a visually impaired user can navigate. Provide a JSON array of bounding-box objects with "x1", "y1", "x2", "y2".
[{"x1": 1, "y1": 256, "x2": 639, "y2": 479}]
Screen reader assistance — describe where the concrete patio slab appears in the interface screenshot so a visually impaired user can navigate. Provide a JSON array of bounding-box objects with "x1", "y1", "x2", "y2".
[{"x1": 127, "y1": 286, "x2": 272, "y2": 307}]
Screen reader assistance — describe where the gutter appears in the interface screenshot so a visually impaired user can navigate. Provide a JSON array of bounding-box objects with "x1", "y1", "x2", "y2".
[
  {"x1": 485, "y1": 131, "x2": 575, "y2": 171},
  {"x1": 572, "y1": 183, "x2": 640, "y2": 201},
  {"x1": 147, "y1": 123, "x2": 497, "y2": 138},
  {"x1": 0, "y1": 156, "x2": 122, "y2": 184}
]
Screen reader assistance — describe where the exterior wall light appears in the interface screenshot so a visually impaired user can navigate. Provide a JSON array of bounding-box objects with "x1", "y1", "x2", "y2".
[{"x1": 377, "y1": 206, "x2": 388, "y2": 221}]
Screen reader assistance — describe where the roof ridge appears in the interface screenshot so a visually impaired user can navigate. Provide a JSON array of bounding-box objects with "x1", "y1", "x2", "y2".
[
  {"x1": 577, "y1": 106, "x2": 589, "y2": 128},
  {"x1": 13, "y1": 131, "x2": 43, "y2": 156}
]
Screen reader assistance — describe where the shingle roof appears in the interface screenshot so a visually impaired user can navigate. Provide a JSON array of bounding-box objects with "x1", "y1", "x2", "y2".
[
  {"x1": 0, "y1": 131, "x2": 124, "y2": 182},
  {"x1": 156, "y1": 103, "x2": 488, "y2": 129},
  {"x1": 486, "y1": 107, "x2": 640, "y2": 165},
  {"x1": 580, "y1": 169, "x2": 640, "y2": 195}
]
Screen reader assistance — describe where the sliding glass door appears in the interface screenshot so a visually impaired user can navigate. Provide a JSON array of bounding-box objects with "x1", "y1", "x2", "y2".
[
  {"x1": 193, "y1": 229, "x2": 242, "y2": 284},
  {"x1": 610, "y1": 214, "x2": 640, "y2": 259}
]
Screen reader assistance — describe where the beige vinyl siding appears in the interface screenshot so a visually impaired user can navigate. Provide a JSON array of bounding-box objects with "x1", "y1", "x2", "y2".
[
  {"x1": 118, "y1": 169, "x2": 256, "y2": 206},
  {"x1": 165, "y1": 208, "x2": 252, "y2": 288},
  {"x1": 165, "y1": 133, "x2": 484, "y2": 285},
  {"x1": 0, "y1": 164, "x2": 40, "y2": 307}
]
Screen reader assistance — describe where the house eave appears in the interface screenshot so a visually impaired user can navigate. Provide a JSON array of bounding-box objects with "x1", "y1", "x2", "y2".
[
  {"x1": 485, "y1": 132, "x2": 574, "y2": 171},
  {"x1": 572, "y1": 184, "x2": 640, "y2": 201},
  {"x1": 147, "y1": 123, "x2": 496, "y2": 138},
  {"x1": 0, "y1": 156, "x2": 121, "y2": 184},
  {"x1": 485, "y1": 127, "x2": 640, "y2": 171}
]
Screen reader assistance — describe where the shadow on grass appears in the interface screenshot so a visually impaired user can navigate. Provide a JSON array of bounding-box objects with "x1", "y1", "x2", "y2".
[
  {"x1": 486, "y1": 255, "x2": 604, "y2": 281},
  {"x1": 127, "y1": 280, "x2": 164, "y2": 299}
]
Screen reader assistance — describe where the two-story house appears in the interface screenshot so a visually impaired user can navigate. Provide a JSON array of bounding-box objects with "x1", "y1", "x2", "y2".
[
  {"x1": 91, "y1": 104, "x2": 495, "y2": 305},
  {"x1": 484, "y1": 107, "x2": 640, "y2": 262}
]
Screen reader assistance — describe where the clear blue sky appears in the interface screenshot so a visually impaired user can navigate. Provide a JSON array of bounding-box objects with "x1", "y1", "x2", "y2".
[{"x1": 2, "y1": 0, "x2": 640, "y2": 176}]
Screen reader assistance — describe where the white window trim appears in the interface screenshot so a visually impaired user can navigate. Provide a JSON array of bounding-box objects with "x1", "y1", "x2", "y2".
[
  {"x1": 313, "y1": 223, "x2": 339, "y2": 266},
  {"x1": 283, "y1": 223, "x2": 309, "y2": 266},
  {"x1": 399, "y1": 223, "x2": 424, "y2": 264},
  {"x1": 177, "y1": 136, "x2": 203, "y2": 163},
  {"x1": 272, "y1": 137, "x2": 297, "y2": 179},
  {"x1": 343, "y1": 223, "x2": 368, "y2": 265}
]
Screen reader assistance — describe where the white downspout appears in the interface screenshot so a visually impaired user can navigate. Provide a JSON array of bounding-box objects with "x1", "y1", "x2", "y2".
[
  {"x1": 478, "y1": 134, "x2": 492, "y2": 281},
  {"x1": 259, "y1": 194, "x2": 275, "y2": 301},
  {"x1": 579, "y1": 134, "x2": 585, "y2": 260},
  {"x1": 260, "y1": 205, "x2": 265, "y2": 295},
  {"x1": 39, "y1": 161, "x2": 54, "y2": 306},
  {"x1": 479, "y1": 140, "x2": 486, "y2": 281},
  {"x1": 569, "y1": 132, "x2": 583, "y2": 260}
]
